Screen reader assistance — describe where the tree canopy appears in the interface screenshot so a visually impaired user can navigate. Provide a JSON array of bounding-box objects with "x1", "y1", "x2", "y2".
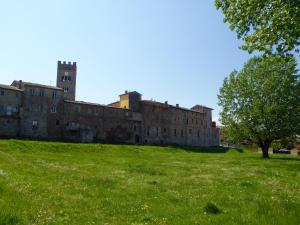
[
  {"x1": 215, "y1": 0, "x2": 300, "y2": 55},
  {"x1": 218, "y1": 55, "x2": 300, "y2": 157}
]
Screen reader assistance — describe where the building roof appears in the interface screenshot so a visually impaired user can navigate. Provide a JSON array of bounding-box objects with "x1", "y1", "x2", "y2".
[
  {"x1": 191, "y1": 104, "x2": 214, "y2": 110},
  {"x1": 119, "y1": 91, "x2": 142, "y2": 96},
  {"x1": 141, "y1": 100, "x2": 207, "y2": 114},
  {"x1": 12, "y1": 80, "x2": 63, "y2": 90},
  {"x1": 107, "y1": 101, "x2": 120, "y2": 106},
  {"x1": 0, "y1": 83, "x2": 23, "y2": 91},
  {"x1": 64, "y1": 100, "x2": 129, "y2": 111}
]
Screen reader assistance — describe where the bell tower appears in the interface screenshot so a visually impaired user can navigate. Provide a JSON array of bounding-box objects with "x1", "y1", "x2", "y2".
[{"x1": 56, "y1": 61, "x2": 77, "y2": 101}]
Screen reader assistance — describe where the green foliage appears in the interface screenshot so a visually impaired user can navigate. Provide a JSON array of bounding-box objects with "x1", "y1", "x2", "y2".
[
  {"x1": 218, "y1": 55, "x2": 300, "y2": 157},
  {"x1": 271, "y1": 136, "x2": 296, "y2": 150},
  {"x1": 204, "y1": 202, "x2": 221, "y2": 214},
  {"x1": 0, "y1": 140, "x2": 300, "y2": 224},
  {"x1": 215, "y1": 0, "x2": 300, "y2": 55}
]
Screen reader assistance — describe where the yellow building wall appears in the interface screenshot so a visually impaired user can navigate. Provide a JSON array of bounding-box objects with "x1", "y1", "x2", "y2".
[{"x1": 120, "y1": 95, "x2": 129, "y2": 109}]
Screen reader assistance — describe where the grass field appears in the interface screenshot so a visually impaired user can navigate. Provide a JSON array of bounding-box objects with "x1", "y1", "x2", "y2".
[{"x1": 0, "y1": 139, "x2": 299, "y2": 225}]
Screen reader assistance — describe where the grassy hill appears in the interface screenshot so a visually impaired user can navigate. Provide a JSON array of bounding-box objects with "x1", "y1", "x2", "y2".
[{"x1": 0, "y1": 140, "x2": 299, "y2": 225}]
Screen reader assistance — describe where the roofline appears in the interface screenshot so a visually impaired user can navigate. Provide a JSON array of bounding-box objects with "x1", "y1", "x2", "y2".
[
  {"x1": 12, "y1": 80, "x2": 63, "y2": 90},
  {"x1": 119, "y1": 91, "x2": 142, "y2": 97},
  {"x1": 64, "y1": 100, "x2": 131, "y2": 111},
  {"x1": 141, "y1": 100, "x2": 206, "y2": 114},
  {"x1": 0, "y1": 84, "x2": 23, "y2": 92}
]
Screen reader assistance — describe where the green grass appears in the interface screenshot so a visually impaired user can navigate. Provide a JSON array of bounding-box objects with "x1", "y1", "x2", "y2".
[{"x1": 0, "y1": 139, "x2": 299, "y2": 225}]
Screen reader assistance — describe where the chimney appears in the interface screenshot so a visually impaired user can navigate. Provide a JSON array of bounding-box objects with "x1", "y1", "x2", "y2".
[
  {"x1": 125, "y1": 90, "x2": 128, "y2": 94},
  {"x1": 176, "y1": 104, "x2": 179, "y2": 107},
  {"x1": 165, "y1": 101, "x2": 168, "y2": 105},
  {"x1": 19, "y1": 80, "x2": 22, "y2": 89}
]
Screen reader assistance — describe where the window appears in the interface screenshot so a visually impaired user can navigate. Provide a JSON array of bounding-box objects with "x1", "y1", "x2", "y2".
[
  {"x1": 64, "y1": 71, "x2": 69, "y2": 75},
  {"x1": 52, "y1": 91, "x2": 56, "y2": 99},
  {"x1": 134, "y1": 125, "x2": 137, "y2": 132},
  {"x1": 56, "y1": 120, "x2": 60, "y2": 125},
  {"x1": 29, "y1": 89, "x2": 35, "y2": 96},
  {"x1": 63, "y1": 87, "x2": 69, "y2": 93},
  {"x1": 32, "y1": 120, "x2": 38, "y2": 129},
  {"x1": 174, "y1": 128, "x2": 177, "y2": 137},
  {"x1": 62, "y1": 75, "x2": 71, "y2": 82},
  {"x1": 50, "y1": 105, "x2": 56, "y2": 113},
  {"x1": 0, "y1": 105, "x2": 4, "y2": 112},
  {"x1": 163, "y1": 128, "x2": 167, "y2": 133},
  {"x1": 156, "y1": 127, "x2": 159, "y2": 137},
  {"x1": 27, "y1": 103, "x2": 32, "y2": 112},
  {"x1": 198, "y1": 130, "x2": 200, "y2": 137},
  {"x1": 16, "y1": 92, "x2": 19, "y2": 98},
  {"x1": 189, "y1": 129, "x2": 192, "y2": 134},
  {"x1": 40, "y1": 89, "x2": 45, "y2": 97},
  {"x1": 75, "y1": 106, "x2": 80, "y2": 113},
  {"x1": 0, "y1": 90, "x2": 4, "y2": 96},
  {"x1": 181, "y1": 129, "x2": 184, "y2": 137},
  {"x1": 147, "y1": 127, "x2": 150, "y2": 136}
]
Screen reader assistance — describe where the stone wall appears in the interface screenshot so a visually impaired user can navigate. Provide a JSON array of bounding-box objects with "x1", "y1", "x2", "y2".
[
  {"x1": 18, "y1": 83, "x2": 64, "y2": 139},
  {"x1": 139, "y1": 101, "x2": 219, "y2": 146},
  {"x1": 0, "y1": 85, "x2": 22, "y2": 137},
  {"x1": 62, "y1": 101, "x2": 142, "y2": 143},
  {"x1": 0, "y1": 69, "x2": 220, "y2": 146}
]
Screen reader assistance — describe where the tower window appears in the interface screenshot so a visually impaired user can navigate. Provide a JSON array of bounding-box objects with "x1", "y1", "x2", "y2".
[
  {"x1": 63, "y1": 87, "x2": 69, "y2": 93},
  {"x1": 64, "y1": 71, "x2": 69, "y2": 75},
  {"x1": 62, "y1": 75, "x2": 72, "y2": 82}
]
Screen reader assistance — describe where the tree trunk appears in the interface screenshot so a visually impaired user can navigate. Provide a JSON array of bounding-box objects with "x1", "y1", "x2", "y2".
[{"x1": 261, "y1": 145, "x2": 270, "y2": 158}]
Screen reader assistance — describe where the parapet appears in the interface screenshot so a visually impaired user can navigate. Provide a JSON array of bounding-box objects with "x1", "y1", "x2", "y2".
[{"x1": 57, "y1": 60, "x2": 77, "y2": 70}]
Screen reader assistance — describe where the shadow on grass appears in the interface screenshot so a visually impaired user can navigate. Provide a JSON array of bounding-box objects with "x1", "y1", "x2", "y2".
[
  {"x1": 169, "y1": 145, "x2": 244, "y2": 154},
  {"x1": 270, "y1": 157, "x2": 300, "y2": 162},
  {"x1": 246, "y1": 156, "x2": 300, "y2": 162}
]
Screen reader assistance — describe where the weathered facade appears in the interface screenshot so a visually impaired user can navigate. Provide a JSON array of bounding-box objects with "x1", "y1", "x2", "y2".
[{"x1": 0, "y1": 61, "x2": 219, "y2": 146}]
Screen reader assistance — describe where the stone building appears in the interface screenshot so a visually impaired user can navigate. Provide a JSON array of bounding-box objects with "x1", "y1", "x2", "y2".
[{"x1": 0, "y1": 61, "x2": 220, "y2": 146}]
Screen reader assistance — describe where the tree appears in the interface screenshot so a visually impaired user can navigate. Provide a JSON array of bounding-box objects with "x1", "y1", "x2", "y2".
[
  {"x1": 215, "y1": 0, "x2": 300, "y2": 55},
  {"x1": 218, "y1": 55, "x2": 300, "y2": 158},
  {"x1": 271, "y1": 136, "x2": 296, "y2": 150}
]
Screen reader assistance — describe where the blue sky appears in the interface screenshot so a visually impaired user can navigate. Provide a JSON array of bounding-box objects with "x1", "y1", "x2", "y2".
[{"x1": 0, "y1": 0, "x2": 257, "y2": 122}]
